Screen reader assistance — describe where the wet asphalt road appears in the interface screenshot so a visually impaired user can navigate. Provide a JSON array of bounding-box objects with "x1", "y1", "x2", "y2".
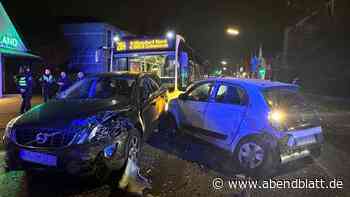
[{"x1": 0, "y1": 95, "x2": 350, "y2": 197}]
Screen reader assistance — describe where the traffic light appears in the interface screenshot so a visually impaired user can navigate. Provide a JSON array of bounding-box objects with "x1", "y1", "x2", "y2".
[{"x1": 258, "y1": 66, "x2": 266, "y2": 79}]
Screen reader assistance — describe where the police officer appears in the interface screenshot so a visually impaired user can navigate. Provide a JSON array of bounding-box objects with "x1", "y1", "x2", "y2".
[
  {"x1": 39, "y1": 68, "x2": 55, "y2": 102},
  {"x1": 57, "y1": 71, "x2": 72, "y2": 92},
  {"x1": 15, "y1": 66, "x2": 33, "y2": 114}
]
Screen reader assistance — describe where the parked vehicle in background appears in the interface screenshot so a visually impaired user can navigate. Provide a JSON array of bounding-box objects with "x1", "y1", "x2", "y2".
[
  {"x1": 3, "y1": 72, "x2": 167, "y2": 182},
  {"x1": 166, "y1": 77, "x2": 323, "y2": 175}
]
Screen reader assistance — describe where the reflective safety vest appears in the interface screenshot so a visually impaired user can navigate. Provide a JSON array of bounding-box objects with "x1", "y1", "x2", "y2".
[
  {"x1": 18, "y1": 76, "x2": 27, "y2": 87},
  {"x1": 42, "y1": 75, "x2": 54, "y2": 83}
]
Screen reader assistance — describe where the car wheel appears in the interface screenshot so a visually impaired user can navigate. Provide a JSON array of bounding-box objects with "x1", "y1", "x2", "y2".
[
  {"x1": 126, "y1": 129, "x2": 142, "y2": 165},
  {"x1": 235, "y1": 136, "x2": 276, "y2": 177},
  {"x1": 94, "y1": 128, "x2": 142, "y2": 184},
  {"x1": 4, "y1": 154, "x2": 15, "y2": 172}
]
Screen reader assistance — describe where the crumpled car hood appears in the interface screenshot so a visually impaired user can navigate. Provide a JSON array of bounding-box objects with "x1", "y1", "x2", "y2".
[{"x1": 14, "y1": 99, "x2": 129, "y2": 129}]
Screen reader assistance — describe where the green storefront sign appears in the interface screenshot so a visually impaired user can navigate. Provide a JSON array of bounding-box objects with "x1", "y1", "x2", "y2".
[
  {"x1": 0, "y1": 2, "x2": 27, "y2": 52},
  {"x1": 0, "y1": 35, "x2": 19, "y2": 49}
]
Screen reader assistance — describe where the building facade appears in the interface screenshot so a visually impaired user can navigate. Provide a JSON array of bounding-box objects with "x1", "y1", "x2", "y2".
[
  {"x1": 61, "y1": 23, "x2": 127, "y2": 74},
  {"x1": 0, "y1": 2, "x2": 38, "y2": 97}
]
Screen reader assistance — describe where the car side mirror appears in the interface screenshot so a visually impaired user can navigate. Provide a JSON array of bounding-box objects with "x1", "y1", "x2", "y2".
[{"x1": 178, "y1": 93, "x2": 187, "y2": 100}]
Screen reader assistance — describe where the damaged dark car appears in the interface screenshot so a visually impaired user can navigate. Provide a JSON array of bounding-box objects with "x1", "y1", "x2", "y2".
[{"x1": 3, "y1": 72, "x2": 167, "y2": 182}]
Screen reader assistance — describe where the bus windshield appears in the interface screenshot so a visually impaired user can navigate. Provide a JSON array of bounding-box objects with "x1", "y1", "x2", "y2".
[{"x1": 113, "y1": 37, "x2": 203, "y2": 92}]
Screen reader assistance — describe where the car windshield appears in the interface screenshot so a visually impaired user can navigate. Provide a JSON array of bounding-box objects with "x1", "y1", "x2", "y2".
[
  {"x1": 58, "y1": 76, "x2": 135, "y2": 100},
  {"x1": 263, "y1": 87, "x2": 307, "y2": 110}
]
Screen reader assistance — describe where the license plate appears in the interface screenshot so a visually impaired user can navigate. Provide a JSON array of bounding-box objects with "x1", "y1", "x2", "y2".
[
  {"x1": 19, "y1": 150, "x2": 57, "y2": 167},
  {"x1": 296, "y1": 135, "x2": 316, "y2": 146}
]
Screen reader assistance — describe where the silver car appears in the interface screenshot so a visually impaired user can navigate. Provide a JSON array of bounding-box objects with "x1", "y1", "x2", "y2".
[{"x1": 166, "y1": 77, "x2": 323, "y2": 175}]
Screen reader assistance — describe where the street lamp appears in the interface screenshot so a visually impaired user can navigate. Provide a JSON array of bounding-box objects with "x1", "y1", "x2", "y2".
[
  {"x1": 113, "y1": 35, "x2": 120, "y2": 42},
  {"x1": 226, "y1": 28, "x2": 239, "y2": 36},
  {"x1": 110, "y1": 35, "x2": 121, "y2": 72},
  {"x1": 221, "y1": 60, "x2": 227, "y2": 65},
  {"x1": 166, "y1": 31, "x2": 175, "y2": 39},
  {"x1": 223, "y1": 67, "x2": 227, "y2": 71}
]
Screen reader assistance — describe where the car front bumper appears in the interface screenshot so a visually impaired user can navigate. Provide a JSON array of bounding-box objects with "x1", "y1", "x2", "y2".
[
  {"x1": 278, "y1": 126, "x2": 324, "y2": 164},
  {"x1": 4, "y1": 138, "x2": 127, "y2": 177}
]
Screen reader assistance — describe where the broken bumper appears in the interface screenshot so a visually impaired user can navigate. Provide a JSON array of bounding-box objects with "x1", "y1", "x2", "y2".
[
  {"x1": 4, "y1": 139, "x2": 127, "y2": 177},
  {"x1": 278, "y1": 126, "x2": 324, "y2": 164}
]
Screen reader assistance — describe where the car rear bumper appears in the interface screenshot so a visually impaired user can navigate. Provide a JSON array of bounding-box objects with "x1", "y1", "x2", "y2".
[
  {"x1": 4, "y1": 140, "x2": 127, "y2": 177},
  {"x1": 278, "y1": 126, "x2": 323, "y2": 164}
]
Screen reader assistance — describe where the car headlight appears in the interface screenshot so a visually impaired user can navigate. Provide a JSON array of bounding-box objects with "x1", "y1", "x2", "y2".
[
  {"x1": 3, "y1": 116, "x2": 21, "y2": 142},
  {"x1": 268, "y1": 110, "x2": 287, "y2": 131}
]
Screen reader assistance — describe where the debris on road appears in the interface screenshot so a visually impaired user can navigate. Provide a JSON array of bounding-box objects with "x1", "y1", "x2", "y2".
[{"x1": 118, "y1": 156, "x2": 152, "y2": 196}]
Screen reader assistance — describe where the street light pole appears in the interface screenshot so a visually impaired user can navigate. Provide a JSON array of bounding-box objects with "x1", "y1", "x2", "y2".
[
  {"x1": 110, "y1": 34, "x2": 120, "y2": 72},
  {"x1": 110, "y1": 40, "x2": 114, "y2": 72}
]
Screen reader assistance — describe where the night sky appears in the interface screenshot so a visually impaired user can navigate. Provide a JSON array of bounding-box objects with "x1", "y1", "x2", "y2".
[{"x1": 1, "y1": 0, "x2": 329, "y2": 64}]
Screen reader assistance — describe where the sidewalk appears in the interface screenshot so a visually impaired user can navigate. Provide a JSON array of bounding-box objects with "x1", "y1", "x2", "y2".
[{"x1": 0, "y1": 95, "x2": 43, "y2": 129}]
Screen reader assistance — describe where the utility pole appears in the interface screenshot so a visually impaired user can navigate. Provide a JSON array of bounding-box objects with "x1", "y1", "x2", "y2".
[{"x1": 109, "y1": 33, "x2": 114, "y2": 72}]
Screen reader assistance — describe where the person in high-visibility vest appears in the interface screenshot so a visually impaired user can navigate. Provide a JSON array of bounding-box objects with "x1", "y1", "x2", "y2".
[
  {"x1": 15, "y1": 66, "x2": 33, "y2": 114},
  {"x1": 39, "y1": 68, "x2": 55, "y2": 102}
]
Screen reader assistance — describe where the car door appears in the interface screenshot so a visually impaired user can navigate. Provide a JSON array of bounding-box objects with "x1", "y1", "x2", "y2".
[
  {"x1": 178, "y1": 81, "x2": 214, "y2": 131},
  {"x1": 147, "y1": 77, "x2": 166, "y2": 121},
  {"x1": 203, "y1": 83, "x2": 248, "y2": 145},
  {"x1": 139, "y1": 77, "x2": 158, "y2": 134}
]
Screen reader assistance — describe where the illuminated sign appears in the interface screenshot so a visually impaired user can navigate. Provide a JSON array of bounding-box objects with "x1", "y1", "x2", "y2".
[
  {"x1": 116, "y1": 39, "x2": 170, "y2": 52},
  {"x1": 0, "y1": 2, "x2": 27, "y2": 52},
  {"x1": 0, "y1": 35, "x2": 18, "y2": 49},
  {"x1": 117, "y1": 41, "x2": 127, "y2": 51}
]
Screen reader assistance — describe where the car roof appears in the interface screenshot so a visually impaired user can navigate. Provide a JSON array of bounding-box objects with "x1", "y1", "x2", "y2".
[{"x1": 202, "y1": 77, "x2": 297, "y2": 89}]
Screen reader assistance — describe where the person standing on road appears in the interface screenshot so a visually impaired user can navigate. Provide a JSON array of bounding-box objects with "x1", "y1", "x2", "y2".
[
  {"x1": 39, "y1": 68, "x2": 55, "y2": 102},
  {"x1": 57, "y1": 71, "x2": 72, "y2": 92},
  {"x1": 15, "y1": 66, "x2": 33, "y2": 114},
  {"x1": 76, "y1": 71, "x2": 85, "y2": 82}
]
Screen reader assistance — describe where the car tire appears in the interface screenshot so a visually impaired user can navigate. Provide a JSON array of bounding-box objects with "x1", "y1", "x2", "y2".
[
  {"x1": 93, "y1": 128, "x2": 142, "y2": 184},
  {"x1": 4, "y1": 154, "x2": 15, "y2": 172},
  {"x1": 125, "y1": 128, "x2": 142, "y2": 166},
  {"x1": 108, "y1": 128, "x2": 142, "y2": 189},
  {"x1": 234, "y1": 136, "x2": 277, "y2": 177}
]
